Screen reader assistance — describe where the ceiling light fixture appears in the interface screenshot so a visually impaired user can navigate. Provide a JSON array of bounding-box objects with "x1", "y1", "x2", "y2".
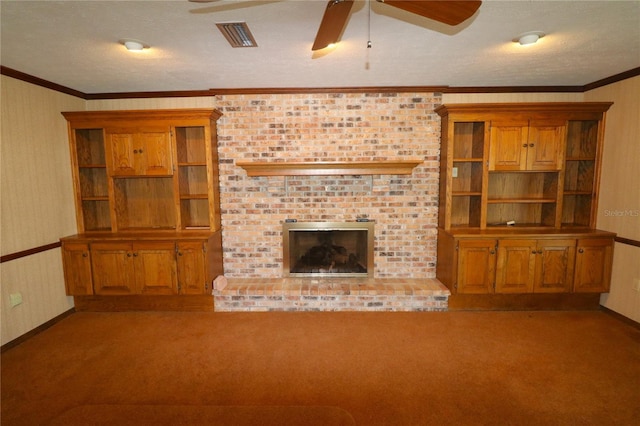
[
  {"x1": 516, "y1": 31, "x2": 545, "y2": 46},
  {"x1": 120, "y1": 39, "x2": 149, "y2": 52}
]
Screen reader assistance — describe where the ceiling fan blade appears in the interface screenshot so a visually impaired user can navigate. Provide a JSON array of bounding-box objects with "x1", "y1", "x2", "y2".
[
  {"x1": 312, "y1": 0, "x2": 355, "y2": 51},
  {"x1": 380, "y1": 0, "x2": 481, "y2": 26}
]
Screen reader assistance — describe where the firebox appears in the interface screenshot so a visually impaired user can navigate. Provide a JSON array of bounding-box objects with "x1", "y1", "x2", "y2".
[{"x1": 283, "y1": 221, "x2": 375, "y2": 278}]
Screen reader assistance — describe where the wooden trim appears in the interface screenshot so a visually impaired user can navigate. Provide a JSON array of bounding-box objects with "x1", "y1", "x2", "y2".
[
  {"x1": 73, "y1": 295, "x2": 214, "y2": 312},
  {"x1": 62, "y1": 108, "x2": 222, "y2": 122},
  {"x1": 614, "y1": 236, "x2": 640, "y2": 248},
  {"x1": 209, "y1": 86, "x2": 449, "y2": 95},
  {"x1": 600, "y1": 306, "x2": 640, "y2": 329},
  {"x1": 1, "y1": 308, "x2": 75, "y2": 353},
  {"x1": 435, "y1": 102, "x2": 613, "y2": 117},
  {"x1": 447, "y1": 293, "x2": 602, "y2": 311},
  {"x1": 85, "y1": 90, "x2": 218, "y2": 100},
  {"x1": 236, "y1": 160, "x2": 422, "y2": 176},
  {"x1": 444, "y1": 86, "x2": 583, "y2": 94},
  {"x1": 0, "y1": 242, "x2": 62, "y2": 263},
  {"x1": 583, "y1": 67, "x2": 640, "y2": 91},
  {"x1": 3, "y1": 65, "x2": 638, "y2": 99},
  {"x1": 0, "y1": 66, "x2": 86, "y2": 99}
]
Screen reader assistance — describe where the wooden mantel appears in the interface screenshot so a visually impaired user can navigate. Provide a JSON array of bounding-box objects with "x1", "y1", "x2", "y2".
[{"x1": 236, "y1": 160, "x2": 423, "y2": 176}]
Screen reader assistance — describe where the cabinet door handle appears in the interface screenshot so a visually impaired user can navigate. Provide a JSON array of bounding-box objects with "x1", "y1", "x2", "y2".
[
  {"x1": 133, "y1": 149, "x2": 138, "y2": 154},
  {"x1": 529, "y1": 143, "x2": 535, "y2": 147},
  {"x1": 522, "y1": 144, "x2": 528, "y2": 148},
  {"x1": 490, "y1": 249, "x2": 495, "y2": 254},
  {"x1": 82, "y1": 252, "x2": 88, "y2": 257},
  {"x1": 578, "y1": 248, "x2": 584, "y2": 253},
  {"x1": 133, "y1": 252, "x2": 138, "y2": 257},
  {"x1": 178, "y1": 251, "x2": 183, "y2": 256},
  {"x1": 127, "y1": 252, "x2": 132, "y2": 257},
  {"x1": 138, "y1": 149, "x2": 143, "y2": 154}
]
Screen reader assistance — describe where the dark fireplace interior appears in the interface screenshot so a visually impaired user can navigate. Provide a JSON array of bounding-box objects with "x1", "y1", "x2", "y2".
[{"x1": 283, "y1": 222, "x2": 374, "y2": 277}]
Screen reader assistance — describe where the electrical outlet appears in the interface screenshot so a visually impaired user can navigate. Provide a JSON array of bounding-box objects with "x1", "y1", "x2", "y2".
[
  {"x1": 9, "y1": 292, "x2": 23, "y2": 307},
  {"x1": 633, "y1": 278, "x2": 640, "y2": 292},
  {"x1": 452, "y1": 167, "x2": 458, "y2": 178}
]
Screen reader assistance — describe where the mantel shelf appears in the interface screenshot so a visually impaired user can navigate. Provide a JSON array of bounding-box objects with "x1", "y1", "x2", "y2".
[{"x1": 236, "y1": 160, "x2": 422, "y2": 176}]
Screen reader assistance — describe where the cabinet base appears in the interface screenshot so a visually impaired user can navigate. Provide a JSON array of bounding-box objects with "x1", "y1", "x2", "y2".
[
  {"x1": 447, "y1": 293, "x2": 601, "y2": 311},
  {"x1": 73, "y1": 295, "x2": 214, "y2": 312}
]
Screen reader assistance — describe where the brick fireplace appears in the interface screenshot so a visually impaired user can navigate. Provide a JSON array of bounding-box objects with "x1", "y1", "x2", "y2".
[{"x1": 211, "y1": 92, "x2": 449, "y2": 311}]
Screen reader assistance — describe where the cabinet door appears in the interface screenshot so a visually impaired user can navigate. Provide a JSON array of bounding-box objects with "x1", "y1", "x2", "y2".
[
  {"x1": 457, "y1": 239, "x2": 497, "y2": 294},
  {"x1": 137, "y1": 129, "x2": 173, "y2": 175},
  {"x1": 106, "y1": 128, "x2": 172, "y2": 176},
  {"x1": 527, "y1": 122, "x2": 565, "y2": 170},
  {"x1": 574, "y1": 238, "x2": 614, "y2": 292},
  {"x1": 489, "y1": 121, "x2": 529, "y2": 171},
  {"x1": 91, "y1": 242, "x2": 136, "y2": 295},
  {"x1": 496, "y1": 240, "x2": 536, "y2": 293},
  {"x1": 177, "y1": 242, "x2": 207, "y2": 295},
  {"x1": 107, "y1": 131, "x2": 137, "y2": 175},
  {"x1": 533, "y1": 239, "x2": 575, "y2": 293},
  {"x1": 61, "y1": 242, "x2": 93, "y2": 295},
  {"x1": 133, "y1": 242, "x2": 177, "y2": 295}
]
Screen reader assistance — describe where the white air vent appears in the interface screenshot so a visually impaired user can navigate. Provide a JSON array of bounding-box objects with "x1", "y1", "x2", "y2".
[{"x1": 216, "y1": 22, "x2": 258, "y2": 48}]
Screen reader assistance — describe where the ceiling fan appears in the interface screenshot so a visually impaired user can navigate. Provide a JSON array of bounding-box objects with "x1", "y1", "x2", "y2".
[{"x1": 189, "y1": 0, "x2": 482, "y2": 51}]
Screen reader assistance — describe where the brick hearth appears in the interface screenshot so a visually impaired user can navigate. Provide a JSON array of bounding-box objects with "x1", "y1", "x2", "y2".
[{"x1": 213, "y1": 278, "x2": 450, "y2": 312}]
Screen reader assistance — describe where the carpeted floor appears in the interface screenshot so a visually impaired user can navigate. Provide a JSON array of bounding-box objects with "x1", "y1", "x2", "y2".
[{"x1": 2, "y1": 310, "x2": 639, "y2": 425}]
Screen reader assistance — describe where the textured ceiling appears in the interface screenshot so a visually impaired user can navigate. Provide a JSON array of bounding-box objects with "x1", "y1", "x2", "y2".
[{"x1": 1, "y1": 0, "x2": 639, "y2": 94}]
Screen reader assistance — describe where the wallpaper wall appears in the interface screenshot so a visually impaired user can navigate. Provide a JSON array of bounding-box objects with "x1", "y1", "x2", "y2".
[{"x1": 1, "y1": 76, "x2": 82, "y2": 344}]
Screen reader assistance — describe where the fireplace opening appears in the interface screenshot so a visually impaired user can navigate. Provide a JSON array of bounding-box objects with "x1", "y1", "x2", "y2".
[{"x1": 283, "y1": 221, "x2": 374, "y2": 278}]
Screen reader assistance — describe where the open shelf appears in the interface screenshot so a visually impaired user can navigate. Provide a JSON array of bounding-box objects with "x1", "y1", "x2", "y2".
[
  {"x1": 74, "y1": 128, "x2": 110, "y2": 231},
  {"x1": 487, "y1": 198, "x2": 557, "y2": 204},
  {"x1": 452, "y1": 122, "x2": 485, "y2": 159},
  {"x1": 451, "y1": 195, "x2": 482, "y2": 228},
  {"x1": 113, "y1": 177, "x2": 176, "y2": 230},
  {"x1": 175, "y1": 126, "x2": 206, "y2": 164},
  {"x1": 180, "y1": 199, "x2": 211, "y2": 228},
  {"x1": 453, "y1": 158, "x2": 483, "y2": 163},
  {"x1": 175, "y1": 127, "x2": 211, "y2": 229},
  {"x1": 81, "y1": 200, "x2": 111, "y2": 231},
  {"x1": 453, "y1": 191, "x2": 482, "y2": 196},
  {"x1": 487, "y1": 203, "x2": 557, "y2": 227}
]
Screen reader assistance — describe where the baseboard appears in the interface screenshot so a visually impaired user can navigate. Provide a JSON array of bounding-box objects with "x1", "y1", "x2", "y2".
[
  {"x1": 1, "y1": 308, "x2": 75, "y2": 353},
  {"x1": 447, "y1": 293, "x2": 601, "y2": 311},
  {"x1": 600, "y1": 306, "x2": 640, "y2": 329},
  {"x1": 73, "y1": 295, "x2": 214, "y2": 312}
]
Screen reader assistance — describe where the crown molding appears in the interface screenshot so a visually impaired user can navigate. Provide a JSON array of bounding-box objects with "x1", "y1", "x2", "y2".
[
  {"x1": 0, "y1": 66, "x2": 86, "y2": 99},
  {"x1": 2, "y1": 66, "x2": 639, "y2": 100}
]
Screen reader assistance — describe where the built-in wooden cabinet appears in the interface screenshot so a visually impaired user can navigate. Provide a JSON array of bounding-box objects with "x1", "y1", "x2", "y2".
[
  {"x1": 61, "y1": 233, "x2": 220, "y2": 297},
  {"x1": 60, "y1": 109, "x2": 224, "y2": 310},
  {"x1": 435, "y1": 103, "x2": 615, "y2": 306},
  {"x1": 439, "y1": 232, "x2": 613, "y2": 296}
]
